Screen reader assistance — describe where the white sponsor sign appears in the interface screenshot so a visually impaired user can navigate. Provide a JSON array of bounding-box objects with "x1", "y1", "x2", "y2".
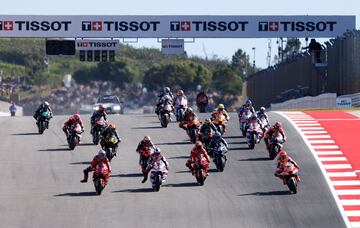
[
  {"x1": 75, "y1": 39, "x2": 119, "y2": 50},
  {"x1": 0, "y1": 15, "x2": 355, "y2": 38},
  {"x1": 161, "y1": 39, "x2": 184, "y2": 55},
  {"x1": 336, "y1": 98, "x2": 352, "y2": 108}
]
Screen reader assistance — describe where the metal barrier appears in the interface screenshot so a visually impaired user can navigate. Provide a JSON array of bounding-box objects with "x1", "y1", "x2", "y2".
[
  {"x1": 270, "y1": 93, "x2": 336, "y2": 110},
  {"x1": 338, "y1": 92, "x2": 360, "y2": 107}
]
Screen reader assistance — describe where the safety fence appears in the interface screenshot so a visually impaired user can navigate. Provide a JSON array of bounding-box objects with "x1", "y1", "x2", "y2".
[
  {"x1": 270, "y1": 93, "x2": 336, "y2": 110},
  {"x1": 338, "y1": 92, "x2": 360, "y2": 107},
  {"x1": 247, "y1": 30, "x2": 360, "y2": 108}
]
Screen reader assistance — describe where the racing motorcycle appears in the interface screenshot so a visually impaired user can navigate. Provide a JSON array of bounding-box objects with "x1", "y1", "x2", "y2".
[
  {"x1": 145, "y1": 159, "x2": 168, "y2": 192},
  {"x1": 101, "y1": 135, "x2": 119, "y2": 162},
  {"x1": 138, "y1": 146, "x2": 155, "y2": 174},
  {"x1": 246, "y1": 122, "x2": 262, "y2": 149},
  {"x1": 186, "y1": 118, "x2": 201, "y2": 143},
  {"x1": 258, "y1": 115, "x2": 269, "y2": 137},
  {"x1": 37, "y1": 111, "x2": 51, "y2": 134},
  {"x1": 269, "y1": 133, "x2": 284, "y2": 159},
  {"x1": 175, "y1": 96, "x2": 188, "y2": 122},
  {"x1": 92, "y1": 117, "x2": 107, "y2": 145},
  {"x1": 212, "y1": 114, "x2": 227, "y2": 135},
  {"x1": 210, "y1": 141, "x2": 228, "y2": 172},
  {"x1": 199, "y1": 131, "x2": 215, "y2": 154},
  {"x1": 67, "y1": 123, "x2": 83, "y2": 150},
  {"x1": 193, "y1": 163, "x2": 208, "y2": 186},
  {"x1": 159, "y1": 101, "x2": 173, "y2": 128},
  {"x1": 93, "y1": 164, "x2": 110, "y2": 195},
  {"x1": 278, "y1": 163, "x2": 300, "y2": 194},
  {"x1": 239, "y1": 110, "x2": 251, "y2": 137}
]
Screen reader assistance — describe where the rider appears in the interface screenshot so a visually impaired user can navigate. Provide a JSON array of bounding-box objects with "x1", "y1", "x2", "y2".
[
  {"x1": 246, "y1": 114, "x2": 263, "y2": 141},
  {"x1": 90, "y1": 104, "x2": 107, "y2": 133},
  {"x1": 141, "y1": 147, "x2": 169, "y2": 183},
  {"x1": 186, "y1": 141, "x2": 210, "y2": 176},
  {"x1": 256, "y1": 107, "x2": 269, "y2": 128},
  {"x1": 238, "y1": 99, "x2": 255, "y2": 117},
  {"x1": 80, "y1": 150, "x2": 112, "y2": 183},
  {"x1": 62, "y1": 113, "x2": 84, "y2": 139},
  {"x1": 9, "y1": 101, "x2": 17, "y2": 116},
  {"x1": 196, "y1": 90, "x2": 208, "y2": 112},
  {"x1": 179, "y1": 107, "x2": 198, "y2": 130},
  {"x1": 155, "y1": 87, "x2": 175, "y2": 115},
  {"x1": 275, "y1": 150, "x2": 300, "y2": 184},
  {"x1": 199, "y1": 118, "x2": 218, "y2": 147},
  {"x1": 264, "y1": 122, "x2": 287, "y2": 151},
  {"x1": 33, "y1": 101, "x2": 53, "y2": 123},
  {"x1": 174, "y1": 89, "x2": 188, "y2": 120},
  {"x1": 136, "y1": 136, "x2": 155, "y2": 178},
  {"x1": 100, "y1": 124, "x2": 121, "y2": 151},
  {"x1": 211, "y1": 104, "x2": 230, "y2": 132},
  {"x1": 208, "y1": 132, "x2": 228, "y2": 157}
]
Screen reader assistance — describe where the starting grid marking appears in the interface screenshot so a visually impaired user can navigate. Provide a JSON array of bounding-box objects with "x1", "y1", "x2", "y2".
[{"x1": 281, "y1": 111, "x2": 360, "y2": 228}]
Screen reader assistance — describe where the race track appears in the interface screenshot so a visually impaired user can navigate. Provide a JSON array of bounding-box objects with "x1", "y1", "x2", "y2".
[{"x1": 0, "y1": 112, "x2": 347, "y2": 228}]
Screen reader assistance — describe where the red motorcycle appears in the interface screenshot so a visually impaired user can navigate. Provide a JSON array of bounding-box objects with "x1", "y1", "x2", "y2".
[
  {"x1": 190, "y1": 159, "x2": 209, "y2": 186},
  {"x1": 67, "y1": 123, "x2": 83, "y2": 150},
  {"x1": 93, "y1": 165, "x2": 110, "y2": 195},
  {"x1": 186, "y1": 119, "x2": 201, "y2": 143},
  {"x1": 278, "y1": 162, "x2": 300, "y2": 194}
]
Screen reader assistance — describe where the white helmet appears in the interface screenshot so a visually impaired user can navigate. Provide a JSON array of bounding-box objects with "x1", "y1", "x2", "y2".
[
  {"x1": 260, "y1": 107, "x2": 266, "y2": 112},
  {"x1": 98, "y1": 150, "x2": 106, "y2": 157}
]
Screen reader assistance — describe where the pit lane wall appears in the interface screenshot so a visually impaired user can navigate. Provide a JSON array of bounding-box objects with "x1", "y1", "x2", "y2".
[
  {"x1": 0, "y1": 100, "x2": 23, "y2": 116},
  {"x1": 270, "y1": 93, "x2": 336, "y2": 110}
]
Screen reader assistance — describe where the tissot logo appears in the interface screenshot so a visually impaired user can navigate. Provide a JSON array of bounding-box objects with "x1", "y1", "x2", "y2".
[
  {"x1": 170, "y1": 21, "x2": 191, "y2": 31},
  {"x1": 0, "y1": 20, "x2": 71, "y2": 31},
  {"x1": 259, "y1": 21, "x2": 337, "y2": 32},
  {"x1": 0, "y1": 21, "x2": 14, "y2": 31},
  {"x1": 92, "y1": 21, "x2": 102, "y2": 31},
  {"x1": 82, "y1": 21, "x2": 160, "y2": 32},
  {"x1": 258, "y1": 21, "x2": 279, "y2": 31}
]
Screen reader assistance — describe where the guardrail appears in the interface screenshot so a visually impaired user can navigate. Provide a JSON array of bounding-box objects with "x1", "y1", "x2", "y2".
[{"x1": 270, "y1": 93, "x2": 337, "y2": 110}]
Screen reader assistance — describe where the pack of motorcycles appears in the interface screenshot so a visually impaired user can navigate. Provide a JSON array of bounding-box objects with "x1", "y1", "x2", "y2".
[{"x1": 34, "y1": 107, "x2": 299, "y2": 195}]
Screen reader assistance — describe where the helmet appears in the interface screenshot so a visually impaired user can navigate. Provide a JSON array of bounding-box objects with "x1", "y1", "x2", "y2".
[
  {"x1": 154, "y1": 147, "x2": 161, "y2": 154},
  {"x1": 98, "y1": 104, "x2": 105, "y2": 111},
  {"x1": 274, "y1": 122, "x2": 282, "y2": 130},
  {"x1": 43, "y1": 101, "x2": 49, "y2": 107},
  {"x1": 195, "y1": 141, "x2": 203, "y2": 149},
  {"x1": 164, "y1": 87, "x2": 170, "y2": 93},
  {"x1": 108, "y1": 124, "x2": 116, "y2": 129},
  {"x1": 245, "y1": 99, "x2": 252, "y2": 106},
  {"x1": 98, "y1": 149, "x2": 106, "y2": 157},
  {"x1": 250, "y1": 114, "x2": 257, "y2": 120},
  {"x1": 260, "y1": 107, "x2": 266, "y2": 113},
  {"x1": 217, "y1": 104, "x2": 225, "y2": 109},
  {"x1": 278, "y1": 150, "x2": 288, "y2": 162},
  {"x1": 73, "y1": 113, "x2": 81, "y2": 121},
  {"x1": 143, "y1": 135, "x2": 151, "y2": 142},
  {"x1": 214, "y1": 132, "x2": 221, "y2": 140},
  {"x1": 177, "y1": 89, "x2": 184, "y2": 96},
  {"x1": 185, "y1": 107, "x2": 193, "y2": 115},
  {"x1": 205, "y1": 118, "x2": 211, "y2": 124}
]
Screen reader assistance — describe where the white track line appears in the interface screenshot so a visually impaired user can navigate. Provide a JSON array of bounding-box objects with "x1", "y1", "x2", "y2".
[
  {"x1": 351, "y1": 222, "x2": 360, "y2": 228},
  {"x1": 306, "y1": 135, "x2": 331, "y2": 139},
  {"x1": 292, "y1": 120, "x2": 318, "y2": 123},
  {"x1": 309, "y1": 140, "x2": 336, "y2": 144},
  {"x1": 302, "y1": 131, "x2": 328, "y2": 134},
  {"x1": 300, "y1": 127, "x2": 325, "y2": 130},
  {"x1": 332, "y1": 181, "x2": 360, "y2": 186},
  {"x1": 316, "y1": 151, "x2": 343, "y2": 155},
  {"x1": 337, "y1": 190, "x2": 360, "y2": 196},
  {"x1": 319, "y1": 157, "x2": 347, "y2": 161},
  {"x1": 341, "y1": 200, "x2": 360, "y2": 206},
  {"x1": 313, "y1": 145, "x2": 339, "y2": 149},
  {"x1": 297, "y1": 123, "x2": 321, "y2": 126},
  {"x1": 324, "y1": 164, "x2": 352, "y2": 169},
  {"x1": 327, "y1": 172, "x2": 357, "y2": 177}
]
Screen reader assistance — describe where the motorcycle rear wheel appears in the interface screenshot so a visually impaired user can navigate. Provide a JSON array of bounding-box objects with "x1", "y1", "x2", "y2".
[{"x1": 287, "y1": 177, "x2": 297, "y2": 194}]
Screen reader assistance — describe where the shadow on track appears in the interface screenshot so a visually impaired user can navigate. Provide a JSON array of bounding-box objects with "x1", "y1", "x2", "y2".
[
  {"x1": 228, "y1": 147, "x2": 249, "y2": 151},
  {"x1": 223, "y1": 136, "x2": 244, "y2": 139},
  {"x1": 176, "y1": 170, "x2": 190, "y2": 174},
  {"x1": 157, "y1": 141, "x2": 192, "y2": 145},
  {"x1": 79, "y1": 143, "x2": 95, "y2": 146},
  {"x1": 12, "y1": 132, "x2": 39, "y2": 136},
  {"x1": 111, "y1": 173, "x2": 143, "y2": 178},
  {"x1": 164, "y1": 182, "x2": 199, "y2": 188},
  {"x1": 208, "y1": 168, "x2": 218, "y2": 173},
  {"x1": 54, "y1": 191, "x2": 96, "y2": 197},
  {"x1": 69, "y1": 161, "x2": 92, "y2": 165},
  {"x1": 39, "y1": 148, "x2": 70, "y2": 152},
  {"x1": 238, "y1": 157, "x2": 270, "y2": 161},
  {"x1": 168, "y1": 155, "x2": 189, "y2": 159},
  {"x1": 238, "y1": 190, "x2": 291, "y2": 196},
  {"x1": 132, "y1": 126, "x2": 163, "y2": 129},
  {"x1": 228, "y1": 141, "x2": 247, "y2": 145},
  {"x1": 112, "y1": 188, "x2": 153, "y2": 193}
]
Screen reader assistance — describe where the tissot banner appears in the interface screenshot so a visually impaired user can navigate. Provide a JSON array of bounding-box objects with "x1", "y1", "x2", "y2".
[
  {"x1": 75, "y1": 39, "x2": 119, "y2": 50},
  {"x1": 0, "y1": 15, "x2": 355, "y2": 38}
]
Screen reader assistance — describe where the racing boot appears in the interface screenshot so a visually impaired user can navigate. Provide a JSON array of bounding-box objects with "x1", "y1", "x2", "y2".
[
  {"x1": 80, "y1": 169, "x2": 89, "y2": 183},
  {"x1": 141, "y1": 172, "x2": 148, "y2": 183}
]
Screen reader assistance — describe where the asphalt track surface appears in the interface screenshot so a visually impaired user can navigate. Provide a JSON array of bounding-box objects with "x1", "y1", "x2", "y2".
[{"x1": 0, "y1": 112, "x2": 346, "y2": 228}]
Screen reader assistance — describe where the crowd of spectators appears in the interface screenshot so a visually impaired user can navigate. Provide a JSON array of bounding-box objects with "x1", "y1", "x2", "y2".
[{"x1": 0, "y1": 76, "x2": 32, "y2": 99}]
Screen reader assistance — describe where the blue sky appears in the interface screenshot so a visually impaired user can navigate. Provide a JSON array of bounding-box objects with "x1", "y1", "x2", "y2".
[{"x1": 0, "y1": 0, "x2": 358, "y2": 68}]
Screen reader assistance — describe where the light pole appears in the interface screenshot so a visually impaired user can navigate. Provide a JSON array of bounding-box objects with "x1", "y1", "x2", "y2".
[{"x1": 252, "y1": 47, "x2": 256, "y2": 69}]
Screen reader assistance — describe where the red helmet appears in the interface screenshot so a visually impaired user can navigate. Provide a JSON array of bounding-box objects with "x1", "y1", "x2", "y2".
[
  {"x1": 177, "y1": 89, "x2": 184, "y2": 96},
  {"x1": 73, "y1": 113, "x2": 81, "y2": 121},
  {"x1": 143, "y1": 135, "x2": 151, "y2": 142},
  {"x1": 274, "y1": 122, "x2": 282, "y2": 130},
  {"x1": 195, "y1": 141, "x2": 203, "y2": 149},
  {"x1": 98, "y1": 104, "x2": 105, "y2": 111},
  {"x1": 278, "y1": 150, "x2": 288, "y2": 162}
]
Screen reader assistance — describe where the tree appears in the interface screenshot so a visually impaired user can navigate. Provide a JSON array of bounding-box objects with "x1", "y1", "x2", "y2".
[
  {"x1": 231, "y1": 49, "x2": 252, "y2": 79},
  {"x1": 211, "y1": 66, "x2": 242, "y2": 95}
]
